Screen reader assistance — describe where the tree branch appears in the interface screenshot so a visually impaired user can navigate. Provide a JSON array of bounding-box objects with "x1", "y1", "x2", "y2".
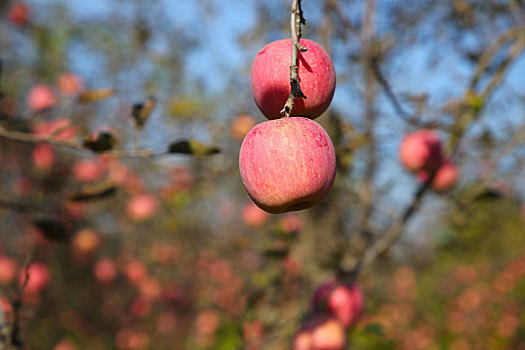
[
  {"x1": 10, "y1": 255, "x2": 34, "y2": 348},
  {"x1": 0, "y1": 127, "x2": 167, "y2": 159},
  {"x1": 280, "y1": 0, "x2": 307, "y2": 118}
]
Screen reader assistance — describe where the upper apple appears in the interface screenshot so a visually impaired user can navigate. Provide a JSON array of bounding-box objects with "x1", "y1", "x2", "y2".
[
  {"x1": 239, "y1": 117, "x2": 336, "y2": 214},
  {"x1": 251, "y1": 39, "x2": 336, "y2": 120}
]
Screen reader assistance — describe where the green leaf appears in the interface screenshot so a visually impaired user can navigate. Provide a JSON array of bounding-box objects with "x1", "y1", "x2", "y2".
[
  {"x1": 78, "y1": 88, "x2": 116, "y2": 103},
  {"x1": 364, "y1": 323, "x2": 385, "y2": 336}
]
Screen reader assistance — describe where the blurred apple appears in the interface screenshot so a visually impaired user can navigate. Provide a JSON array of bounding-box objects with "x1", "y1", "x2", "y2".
[
  {"x1": 418, "y1": 159, "x2": 459, "y2": 192},
  {"x1": 130, "y1": 297, "x2": 151, "y2": 317},
  {"x1": 195, "y1": 309, "x2": 220, "y2": 337},
  {"x1": 57, "y1": 72, "x2": 84, "y2": 95},
  {"x1": 19, "y1": 262, "x2": 51, "y2": 294},
  {"x1": 242, "y1": 202, "x2": 269, "y2": 227},
  {"x1": 72, "y1": 158, "x2": 106, "y2": 182},
  {"x1": 239, "y1": 117, "x2": 336, "y2": 213},
  {"x1": 230, "y1": 114, "x2": 257, "y2": 140},
  {"x1": 125, "y1": 259, "x2": 147, "y2": 284},
  {"x1": 126, "y1": 194, "x2": 158, "y2": 221},
  {"x1": 8, "y1": 1, "x2": 30, "y2": 27},
  {"x1": 399, "y1": 130, "x2": 442, "y2": 172},
  {"x1": 72, "y1": 228, "x2": 101, "y2": 261},
  {"x1": 281, "y1": 213, "x2": 303, "y2": 233},
  {"x1": 93, "y1": 258, "x2": 117, "y2": 284},
  {"x1": 251, "y1": 39, "x2": 336, "y2": 120},
  {"x1": 138, "y1": 276, "x2": 161, "y2": 300},
  {"x1": 27, "y1": 84, "x2": 56, "y2": 111},
  {"x1": 294, "y1": 314, "x2": 346, "y2": 350},
  {"x1": 0, "y1": 256, "x2": 16, "y2": 284},
  {"x1": 32, "y1": 143, "x2": 55, "y2": 171},
  {"x1": 53, "y1": 339, "x2": 77, "y2": 350},
  {"x1": 312, "y1": 281, "x2": 364, "y2": 329}
]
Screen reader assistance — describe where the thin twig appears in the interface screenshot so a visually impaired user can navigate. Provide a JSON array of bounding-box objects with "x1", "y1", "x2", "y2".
[
  {"x1": 0, "y1": 127, "x2": 168, "y2": 159},
  {"x1": 280, "y1": 0, "x2": 307, "y2": 118},
  {"x1": 10, "y1": 255, "x2": 34, "y2": 348},
  {"x1": 344, "y1": 174, "x2": 435, "y2": 276}
]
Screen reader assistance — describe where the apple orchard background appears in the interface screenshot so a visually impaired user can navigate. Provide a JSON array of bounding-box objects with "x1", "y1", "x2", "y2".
[{"x1": 0, "y1": 0, "x2": 525, "y2": 349}]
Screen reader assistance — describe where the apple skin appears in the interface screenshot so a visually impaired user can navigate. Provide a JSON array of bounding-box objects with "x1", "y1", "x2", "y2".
[
  {"x1": 251, "y1": 39, "x2": 336, "y2": 120},
  {"x1": 239, "y1": 117, "x2": 336, "y2": 214},
  {"x1": 399, "y1": 130, "x2": 442, "y2": 172},
  {"x1": 312, "y1": 281, "x2": 364, "y2": 329}
]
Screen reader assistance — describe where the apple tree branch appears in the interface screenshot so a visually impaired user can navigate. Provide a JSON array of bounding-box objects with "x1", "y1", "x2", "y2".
[{"x1": 280, "y1": 0, "x2": 307, "y2": 118}]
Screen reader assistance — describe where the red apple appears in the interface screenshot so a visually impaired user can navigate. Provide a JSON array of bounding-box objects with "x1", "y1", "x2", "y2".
[
  {"x1": 125, "y1": 260, "x2": 147, "y2": 284},
  {"x1": 72, "y1": 228, "x2": 101, "y2": 259},
  {"x1": 19, "y1": 262, "x2": 50, "y2": 294},
  {"x1": 8, "y1": 2, "x2": 30, "y2": 27},
  {"x1": 312, "y1": 281, "x2": 364, "y2": 329},
  {"x1": 126, "y1": 194, "x2": 158, "y2": 221},
  {"x1": 72, "y1": 158, "x2": 105, "y2": 182},
  {"x1": 32, "y1": 143, "x2": 55, "y2": 171},
  {"x1": 57, "y1": 73, "x2": 83, "y2": 95},
  {"x1": 242, "y1": 202, "x2": 269, "y2": 227},
  {"x1": 239, "y1": 117, "x2": 336, "y2": 214},
  {"x1": 418, "y1": 159, "x2": 459, "y2": 192},
  {"x1": 399, "y1": 130, "x2": 442, "y2": 172},
  {"x1": 0, "y1": 256, "x2": 16, "y2": 284},
  {"x1": 293, "y1": 330, "x2": 313, "y2": 350},
  {"x1": 295, "y1": 314, "x2": 346, "y2": 350},
  {"x1": 53, "y1": 339, "x2": 77, "y2": 350},
  {"x1": 27, "y1": 84, "x2": 56, "y2": 111},
  {"x1": 251, "y1": 39, "x2": 336, "y2": 120},
  {"x1": 93, "y1": 258, "x2": 117, "y2": 284}
]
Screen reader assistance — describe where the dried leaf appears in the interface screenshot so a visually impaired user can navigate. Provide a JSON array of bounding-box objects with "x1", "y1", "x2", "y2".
[
  {"x1": 83, "y1": 131, "x2": 118, "y2": 153},
  {"x1": 78, "y1": 88, "x2": 116, "y2": 103},
  {"x1": 132, "y1": 96, "x2": 156, "y2": 128},
  {"x1": 33, "y1": 218, "x2": 69, "y2": 242},
  {"x1": 167, "y1": 140, "x2": 220, "y2": 156},
  {"x1": 71, "y1": 181, "x2": 117, "y2": 201}
]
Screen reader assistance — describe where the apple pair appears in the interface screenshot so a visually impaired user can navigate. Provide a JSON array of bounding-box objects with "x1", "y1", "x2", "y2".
[
  {"x1": 239, "y1": 39, "x2": 337, "y2": 214},
  {"x1": 399, "y1": 130, "x2": 459, "y2": 191},
  {"x1": 293, "y1": 281, "x2": 364, "y2": 350}
]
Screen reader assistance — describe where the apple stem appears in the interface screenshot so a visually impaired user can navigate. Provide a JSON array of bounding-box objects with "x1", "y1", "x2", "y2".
[{"x1": 280, "y1": 0, "x2": 307, "y2": 118}]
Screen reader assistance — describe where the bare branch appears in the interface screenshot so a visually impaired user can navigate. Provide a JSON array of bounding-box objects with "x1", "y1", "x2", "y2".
[
  {"x1": 280, "y1": 0, "x2": 307, "y2": 118},
  {"x1": 0, "y1": 127, "x2": 168, "y2": 159},
  {"x1": 342, "y1": 174, "x2": 435, "y2": 277},
  {"x1": 10, "y1": 255, "x2": 34, "y2": 348}
]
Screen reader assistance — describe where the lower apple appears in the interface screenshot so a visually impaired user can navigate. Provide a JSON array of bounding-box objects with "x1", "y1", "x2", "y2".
[{"x1": 239, "y1": 117, "x2": 336, "y2": 214}]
